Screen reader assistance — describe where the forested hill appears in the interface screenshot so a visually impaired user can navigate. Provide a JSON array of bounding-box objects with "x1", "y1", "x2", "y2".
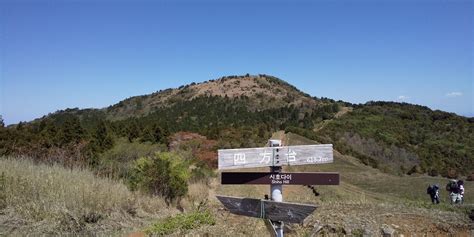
[
  {"x1": 0, "y1": 75, "x2": 472, "y2": 177},
  {"x1": 104, "y1": 74, "x2": 319, "y2": 120},
  {"x1": 289, "y1": 101, "x2": 474, "y2": 177}
]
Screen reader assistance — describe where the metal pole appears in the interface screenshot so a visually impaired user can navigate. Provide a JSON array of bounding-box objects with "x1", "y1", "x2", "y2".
[{"x1": 268, "y1": 139, "x2": 283, "y2": 237}]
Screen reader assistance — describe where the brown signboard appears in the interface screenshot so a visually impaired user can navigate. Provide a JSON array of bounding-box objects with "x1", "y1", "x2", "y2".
[
  {"x1": 221, "y1": 172, "x2": 339, "y2": 185},
  {"x1": 216, "y1": 195, "x2": 317, "y2": 223}
]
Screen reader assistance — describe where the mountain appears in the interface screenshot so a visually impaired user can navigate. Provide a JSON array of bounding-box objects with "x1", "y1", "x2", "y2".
[
  {"x1": 0, "y1": 74, "x2": 472, "y2": 177},
  {"x1": 103, "y1": 74, "x2": 319, "y2": 119}
]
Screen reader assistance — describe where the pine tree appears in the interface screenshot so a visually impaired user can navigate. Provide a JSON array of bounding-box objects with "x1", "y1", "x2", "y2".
[
  {"x1": 127, "y1": 119, "x2": 141, "y2": 142},
  {"x1": 93, "y1": 120, "x2": 114, "y2": 151},
  {"x1": 58, "y1": 116, "x2": 85, "y2": 146}
]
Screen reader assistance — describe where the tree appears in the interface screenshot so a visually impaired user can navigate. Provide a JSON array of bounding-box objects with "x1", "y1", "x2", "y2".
[
  {"x1": 92, "y1": 120, "x2": 114, "y2": 152},
  {"x1": 127, "y1": 119, "x2": 141, "y2": 142},
  {"x1": 0, "y1": 115, "x2": 4, "y2": 128},
  {"x1": 58, "y1": 116, "x2": 85, "y2": 146}
]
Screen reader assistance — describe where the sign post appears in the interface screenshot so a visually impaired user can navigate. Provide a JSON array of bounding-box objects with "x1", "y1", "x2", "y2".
[
  {"x1": 268, "y1": 140, "x2": 283, "y2": 237},
  {"x1": 216, "y1": 139, "x2": 339, "y2": 237}
]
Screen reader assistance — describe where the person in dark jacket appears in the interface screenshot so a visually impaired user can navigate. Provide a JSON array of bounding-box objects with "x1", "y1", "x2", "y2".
[
  {"x1": 427, "y1": 184, "x2": 440, "y2": 204},
  {"x1": 447, "y1": 179, "x2": 462, "y2": 204}
]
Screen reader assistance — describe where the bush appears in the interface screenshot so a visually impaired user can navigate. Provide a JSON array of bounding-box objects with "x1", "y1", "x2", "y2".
[
  {"x1": 407, "y1": 165, "x2": 422, "y2": 175},
  {"x1": 128, "y1": 152, "x2": 189, "y2": 204},
  {"x1": 443, "y1": 168, "x2": 458, "y2": 179},
  {"x1": 96, "y1": 138, "x2": 166, "y2": 179},
  {"x1": 428, "y1": 169, "x2": 439, "y2": 177},
  {"x1": 145, "y1": 209, "x2": 215, "y2": 235}
]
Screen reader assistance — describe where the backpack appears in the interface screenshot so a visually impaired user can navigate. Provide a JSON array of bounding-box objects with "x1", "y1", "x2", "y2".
[
  {"x1": 427, "y1": 185, "x2": 433, "y2": 195},
  {"x1": 446, "y1": 180, "x2": 459, "y2": 193}
]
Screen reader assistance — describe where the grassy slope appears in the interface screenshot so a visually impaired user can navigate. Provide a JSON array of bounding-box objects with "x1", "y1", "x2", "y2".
[{"x1": 0, "y1": 157, "x2": 174, "y2": 236}]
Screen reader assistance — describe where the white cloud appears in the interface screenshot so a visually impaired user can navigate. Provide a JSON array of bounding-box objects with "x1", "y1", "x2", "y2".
[
  {"x1": 446, "y1": 92, "x2": 463, "y2": 97},
  {"x1": 397, "y1": 95, "x2": 410, "y2": 101}
]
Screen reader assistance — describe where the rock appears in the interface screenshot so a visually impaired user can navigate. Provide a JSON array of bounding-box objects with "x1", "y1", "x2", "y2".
[
  {"x1": 469, "y1": 209, "x2": 474, "y2": 221},
  {"x1": 381, "y1": 224, "x2": 396, "y2": 237}
]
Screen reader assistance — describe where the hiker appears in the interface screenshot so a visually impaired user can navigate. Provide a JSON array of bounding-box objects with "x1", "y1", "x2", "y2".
[
  {"x1": 427, "y1": 184, "x2": 440, "y2": 204},
  {"x1": 458, "y1": 180, "x2": 465, "y2": 204},
  {"x1": 446, "y1": 179, "x2": 462, "y2": 204}
]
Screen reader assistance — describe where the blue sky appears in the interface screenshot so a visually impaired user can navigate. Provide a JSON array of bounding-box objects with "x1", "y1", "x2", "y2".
[{"x1": 1, "y1": 0, "x2": 472, "y2": 125}]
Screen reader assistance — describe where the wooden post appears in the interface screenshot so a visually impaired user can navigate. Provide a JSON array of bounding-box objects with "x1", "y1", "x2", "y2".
[{"x1": 268, "y1": 139, "x2": 283, "y2": 237}]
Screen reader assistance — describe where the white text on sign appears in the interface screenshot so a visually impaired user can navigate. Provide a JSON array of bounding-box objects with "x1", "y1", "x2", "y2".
[
  {"x1": 269, "y1": 173, "x2": 292, "y2": 184},
  {"x1": 259, "y1": 149, "x2": 272, "y2": 164},
  {"x1": 286, "y1": 149, "x2": 296, "y2": 162},
  {"x1": 306, "y1": 156, "x2": 331, "y2": 163},
  {"x1": 233, "y1": 153, "x2": 246, "y2": 165}
]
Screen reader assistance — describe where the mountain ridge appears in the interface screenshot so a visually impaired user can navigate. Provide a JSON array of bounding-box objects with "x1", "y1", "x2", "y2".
[
  {"x1": 1, "y1": 74, "x2": 472, "y2": 177},
  {"x1": 30, "y1": 74, "x2": 471, "y2": 125}
]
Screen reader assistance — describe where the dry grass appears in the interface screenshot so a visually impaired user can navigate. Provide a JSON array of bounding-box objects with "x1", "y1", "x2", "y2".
[
  {"x1": 0, "y1": 156, "x2": 173, "y2": 236},
  {"x1": 181, "y1": 182, "x2": 211, "y2": 212}
]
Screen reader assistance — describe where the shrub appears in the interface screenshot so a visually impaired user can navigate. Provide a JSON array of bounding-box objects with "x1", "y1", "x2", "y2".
[
  {"x1": 407, "y1": 165, "x2": 422, "y2": 175},
  {"x1": 128, "y1": 152, "x2": 189, "y2": 204},
  {"x1": 443, "y1": 168, "x2": 458, "y2": 179},
  {"x1": 189, "y1": 164, "x2": 215, "y2": 184},
  {"x1": 428, "y1": 168, "x2": 439, "y2": 177},
  {"x1": 96, "y1": 138, "x2": 166, "y2": 179}
]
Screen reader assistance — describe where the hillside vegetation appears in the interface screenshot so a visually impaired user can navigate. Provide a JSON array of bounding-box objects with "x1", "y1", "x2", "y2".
[
  {"x1": 0, "y1": 75, "x2": 338, "y2": 174},
  {"x1": 316, "y1": 102, "x2": 474, "y2": 176},
  {"x1": 1, "y1": 75, "x2": 472, "y2": 178}
]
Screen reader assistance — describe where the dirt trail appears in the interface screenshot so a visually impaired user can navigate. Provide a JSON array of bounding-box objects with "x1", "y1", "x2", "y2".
[
  {"x1": 313, "y1": 106, "x2": 352, "y2": 133},
  {"x1": 334, "y1": 106, "x2": 353, "y2": 118}
]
